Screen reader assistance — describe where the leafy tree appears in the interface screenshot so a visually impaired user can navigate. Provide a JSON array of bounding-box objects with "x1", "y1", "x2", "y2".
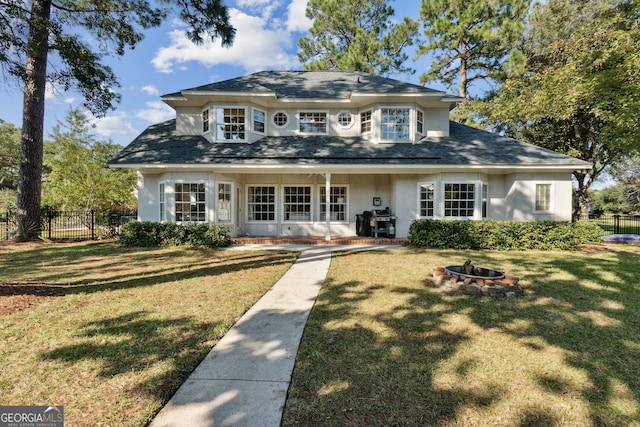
[
  {"x1": 0, "y1": 120, "x2": 21, "y2": 190},
  {"x1": 42, "y1": 108, "x2": 136, "y2": 211},
  {"x1": 416, "y1": 0, "x2": 530, "y2": 98},
  {"x1": 476, "y1": 0, "x2": 640, "y2": 219},
  {"x1": 298, "y1": 0, "x2": 419, "y2": 75},
  {"x1": 609, "y1": 155, "x2": 640, "y2": 213},
  {"x1": 1, "y1": 0, "x2": 235, "y2": 237}
]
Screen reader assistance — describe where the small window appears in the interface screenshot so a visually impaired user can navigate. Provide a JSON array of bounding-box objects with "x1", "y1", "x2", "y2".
[
  {"x1": 273, "y1": 111, "x2": 288, "y2": 127},
  {"x1": 216, "y1": 107, "x2": 246, "y2": 141},
  {"x1": 419, "y1": 183, "x2": 435, "y2": 218},
  {"x1": 381, "y1": 107, "x2": 410, "y2": 141},
  {"x1": 444, "y1": 183, "x2": 475, "y2": 218},
  {"x1": 361, "y1": 109, "x2": 372, "y2": 133},
  {"x1": 247, "y1": 185, "x2": 276, "y2": 222},
  {"x1": 175, "y1": 183, "x2": 206, "y2": 222},
  {"x1": 253, "y1": 109, "x2": 265, "y2": 134},
  {"x1": 482, "y1": 183, "x2": 488, "y2": 218},
  {"x1": 284, "y1": 186, "x2": 312, "y2": 221},
  {"x1": 159, "y1": 183, "x2": 165, "y2": 221},
  {"x1": 338, "y1": 112, "x2": 352, "y2": 127},
  {"x1": 217, "y1": 183, "x2": 232, "y2": 223},
  {"x1": 535, "y1": 183, "x2": 552, "y2": 211},
  {"x1": 320, "y1": 186, "x2": 348, "y2": 221},
  {"x1": 202, "y1": 109, "x2": 209, "y2": 133},
  {"x1": 299, "y1": 111, "x2": 327, "y2": 134},
  {"x1": 417, "y1": 109, "x2": 424, "y2": 135}
]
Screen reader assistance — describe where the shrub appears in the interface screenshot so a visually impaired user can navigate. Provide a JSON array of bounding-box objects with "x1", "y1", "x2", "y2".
[
  {"x1": 119, "y1": 221, "x2": 231, "y2": 248},
  {"x1": 408, "y1": 219, "x2": 603, "y2": 250}
]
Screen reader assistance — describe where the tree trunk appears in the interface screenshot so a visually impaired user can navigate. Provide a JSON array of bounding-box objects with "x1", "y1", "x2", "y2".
[
  {"x1": 459, "y1": 42, "x2": 467, "y2": 99},
  {"x1": 16, "y1": 0, "x2": 51, "y2": 236}
]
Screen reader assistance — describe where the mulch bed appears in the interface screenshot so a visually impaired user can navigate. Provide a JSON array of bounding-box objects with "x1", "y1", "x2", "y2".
[{"x1": 0, "y1": 282, "x2": 67, "y2": 316}]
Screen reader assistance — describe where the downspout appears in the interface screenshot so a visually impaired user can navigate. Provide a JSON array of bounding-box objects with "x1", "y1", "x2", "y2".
[{"x1": 325, "y1": 172, "x2": 331, "y2": 241}]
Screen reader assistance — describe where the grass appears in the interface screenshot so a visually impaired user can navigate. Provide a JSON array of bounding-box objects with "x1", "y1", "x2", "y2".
[
  {"x1": 282, "y1": 246, "x2": 640, "y2": 427},
  {"x1": 0, "y1": 241, "x2": 297, "y2": 426}
]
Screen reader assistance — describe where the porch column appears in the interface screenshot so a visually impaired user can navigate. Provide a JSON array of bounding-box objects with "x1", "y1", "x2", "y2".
[{"x1": 325, "y1": 172, "x2": 331, "y2": 241}]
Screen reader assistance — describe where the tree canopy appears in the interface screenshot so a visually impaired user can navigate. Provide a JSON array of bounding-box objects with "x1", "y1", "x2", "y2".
[
  {"x1": 0, "y1": 120, "x2": 21, "y2": 191},
  {"x1": 475, "y1": 0, "x2": 640, "y2": 218},
  {"x1": 298, "y1": 0, "x2": 419, "y2": 75},
  {"x1": 416, "y1": 0, "x2": 530, "y2": 98},
  {"x1": 42, "y1": 109, "x2": 136, "y2": 211},
  {"x1": 1, "y1": 0, "x2": 235, "y2": 236}
]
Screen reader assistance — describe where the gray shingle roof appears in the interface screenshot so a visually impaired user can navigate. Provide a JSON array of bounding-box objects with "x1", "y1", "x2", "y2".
[
  {"x1": 109, "y1": 119, "x2": 590, "y2": 169},
  {"x1": 164, "y1": 70, "x2": 444, "y2": 99}
]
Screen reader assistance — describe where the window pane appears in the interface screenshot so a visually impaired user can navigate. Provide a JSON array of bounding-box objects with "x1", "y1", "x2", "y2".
[
  {"x1": 444, "y1": 183, "x2": 475, "y2": 217},
  {"x1": 381, "y1": 108, "x2": 410, "y2": 141},
  {"x1": 361, "y1": 110, "x2": 372, "y2": 133},
  {"x1": 320, "y1": 186, "x2": 348, "y2": 221},
  {"x1": 217, "y1": 183, "x2": 232, "y2": 222},
  {"x1": 247, "y1": 186, "x2": 275, "y2": 221},
  {"x1": 175, "y1": 182, "x2": 206, "y2": 222},
  {"x1": 536, "y1": 184, "x2": 551, "y2": 211},
  {"x1": 299, "y1": 112, "x2": 327, "y2": 133},
  {"x1": 216, "y1": 107, "x2": 246, "y2": 140},
  {"x1": 253, "y1": 110, "x2": 265, "y2": 133},
  {"x1": 284, "y1": 186, "x2": 312, "y2": 221},
  {"x1": 420, "y1": 184, "x2": 434, "y2": 217}
]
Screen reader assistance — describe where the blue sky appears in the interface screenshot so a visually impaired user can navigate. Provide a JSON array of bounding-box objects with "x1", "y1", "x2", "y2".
[{"x1": 0, "y1": 0, "x2": 448, "y2": 147}]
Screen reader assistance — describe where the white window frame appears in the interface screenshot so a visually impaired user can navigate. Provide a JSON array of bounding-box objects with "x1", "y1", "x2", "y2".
[
  {"x1": 337, "y1": 111, "x2": 353, "y2": 129},
  {"x1": 416, "y1": 109, "x2": 424, "y2": 136},
  {"x1": 380, "y1": 106, "x2": 411, "y2": 142},
  {"x1": 246, "y1": 185, "x2": 277, "y2": 223},
  {"x1": 443, "y1": 182, "x2": 476, "y2": 219},
  {"x1": 215, "y1": 106, "x2": 247, "y2": 142},
  {"x1": 159, "y1": 183, "x2": 166, "y2": 222},
  {"x1": 534, "y1": 182, "x2": 554, "y2": 213},
  {"x1": 216, "y1": 182, "x2": 233, "y2": 224},
  {"x1": 283, "y1": 185, "x2": 313, "y2": 222},
  {"x1": 175, "y1": 182, "x2": 207, "y2": 223},
  {"x1": 252, "y1": 108, "x2": 266, "y2": 135},
  {"x1": 298, "y1": 111, "x2": 328, "y2": 135},
  {"x1": 418, "y1": 183, "x2": 435, "y2": 218},
  {"x1": 272, "y1": 111, "x2": 289, "y2": 128},
  {"x1": 320, "y1": 185, "x2": 349, "y2": 222},
  {"x1": 202, "y1": 108, "x2": 210, "y2": 134},
  {"x1": 360, "y1": 109, "x2": 372, "y2": 134},
  {"x1": 482, "y1": 183, "x2": 489, "y2": 218}
]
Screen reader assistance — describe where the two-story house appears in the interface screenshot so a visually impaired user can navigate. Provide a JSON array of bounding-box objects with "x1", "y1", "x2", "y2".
[{"x1": 109, "y1": 70, "x2": 590, "y2": 240}]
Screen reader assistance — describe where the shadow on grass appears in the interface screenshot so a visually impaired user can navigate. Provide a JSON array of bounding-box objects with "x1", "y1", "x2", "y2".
[{"x1": 283, "y1": 248, "x2": 640, "y2": 426}]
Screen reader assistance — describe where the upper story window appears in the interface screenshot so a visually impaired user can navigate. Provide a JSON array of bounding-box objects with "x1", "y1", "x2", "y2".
[
  {"x1": 299, "y1": 111, "x2": 327, "y2": 134},
  {"x1": 381, "y1": 107, "x2": 410, "y2": 141},
  {"x1": 338, "y1": 112, "x2": 352, "y2": 128},
  {"x1": 361, "y1": 109, "x2": 372, "y2": 133},
  {"x1": 253, "y1": 109, "x2": 265, "y2": 134},
  {"x1": 273, "y1": 111, "x2": 288, "y2": 128},
  {"x1": 417, "y1": 109, "x2": 424, "y2": 135},
  {"x1": 216, "y1": 107, "x2": 246, "y2": 141},
  {"x1": 202, "y1": 109, "x2": 209, "y2": 133}
]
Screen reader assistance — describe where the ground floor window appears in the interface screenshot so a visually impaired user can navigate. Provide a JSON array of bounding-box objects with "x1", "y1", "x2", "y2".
[
  {"x1": 482, "y1": 183, "x2": 488, "y2": 218},
  {"x1": 284, "y1": 186, "x2": 312, "y2": 221},
  {"x1": 175, "y1": 183, "x2": 206, "y2": 222},
  {"x1": 247, "y1": 185, "x2": 275, "y2": 221},
  {"x1": 419, "y1": 183, "x2": 435, "y2": 217},
  {"x1": 535, "y1": 183, "x2": 552, "y2": 212},
  {"x1": 159, "y1": 183, "x2": 165, "y2": 221},
  {"x1": 444, "y1": 183, "x2": 475, "y2": 218},
  {"x1": 320, "y1": 186, "x2": 348, "y2": 221},
  {"x1": 217, "y1": 183, "x2": 232, "y2": 223}
]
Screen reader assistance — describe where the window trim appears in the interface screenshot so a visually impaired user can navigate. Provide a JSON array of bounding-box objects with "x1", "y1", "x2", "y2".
[
  {"x1": 482, "y1": 183, "x2": 489, "y2": 218},
  {"x1": 380, "y1": 106, "x2": 411, "y2": 142},
  {"x1": 246, "y1": 184, "x2": 277, "y2": 223},
  {"x1": 174, "y1": 182, "x2": 207, "y2": 223},
  {"x1": 416, "y1": 108, "x2": 424, "y2": 136},
  {"x1": 272, "y1": 111, "x2": 289, "y2": 128},
  {"x1": 283, "y1": 185, "x2": 313, "y2": 222},
  {"x1": 215, "y1": 106, "x2": 248, "y2": 142},
  {"x1": 252, "y1": 108, "x2": 266, "y2": 135},
  {"x1": 298, "y1": 110, "x2": 329, "y2": 135},
  {"x1": 202, "y1": 108, "x2": 210, "y2": 134},
  {"x1": 534, "y1": 182, "x2": 554, "y2": 213},
  {"x1": 360, "y1": 109, "x2": 372, "y2": 134},
  {"x1": 337, "y1": 111, "x2": 353, "y2": 129},
  {"x1": 159, "y1": 183, "x2": 166, "y2": 222},
  {"x1": 216, "y1": 182, "x2": 233, "y2": 224},
  {"x1": 320, "y1": 185, "x2": 349, "y2": 223}
]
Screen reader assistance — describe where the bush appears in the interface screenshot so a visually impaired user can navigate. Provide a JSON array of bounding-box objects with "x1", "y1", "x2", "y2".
[
  {"x1": 119, "y1": 221, "x2": 231, "y2": 248},
  {"x1": 408, "y1": 219, "x2": 603, "y2": 250}
]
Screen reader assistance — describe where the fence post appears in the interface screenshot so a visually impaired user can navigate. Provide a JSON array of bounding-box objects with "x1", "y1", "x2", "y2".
[
  {"x1": 47, "y1": 210, "x2": 52, "y2": 240},
  {"x1": 614, "y1": 214, "x2": 620, "y2": 234},
  {"x1": 3, "y1": 211, "x2": 6, "y2": 241},
  {"x1": 91, "y1": 210, "x2": 95, "y2": 240}
]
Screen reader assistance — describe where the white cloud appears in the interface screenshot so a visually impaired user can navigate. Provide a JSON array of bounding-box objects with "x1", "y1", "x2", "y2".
[
  {"x1": 141, "y1": 85, "x2": 160, "y2": 96},
  {"x1": 135, "y1": 101, "x2": 175, "y2": 123},
  {"x1": 287, "y1": 0, "x2": 312, "y2": 32},
  {"x1": 90, "y1": 112, "x2": 138, "y2": 138},
  {"x1": 151, "y1": 3, "x2": 305, "y2": 74}
]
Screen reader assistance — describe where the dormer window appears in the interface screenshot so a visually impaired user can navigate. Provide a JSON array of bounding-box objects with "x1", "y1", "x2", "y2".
[
  {"x1": 253, "y1": 108, "x2": 266, "y2": 134},
  {"x1": 202, "y1": 109, "x2": 209, "y2": 133},
  {"x1": 273, "y1": 111, "x2": 288, "y2": 127},
  {"x1": 299, "y1": 111, "x2": 327, "y2": 134},
  {"x1": 361, "y1": 109, "x2": 372, "y2": 133},
  {"x1": 216, "y1": 107, "x2": 246, "y2": 141},
  {"x1": 417, "y1": 109, "x2": 424, "y2": 135},
  {"x1": 381, "y1": 107, "x2": 410, "y2": 142},
  {"x1": 337, "y1": 111, "x2": 352, "y2": 128}
]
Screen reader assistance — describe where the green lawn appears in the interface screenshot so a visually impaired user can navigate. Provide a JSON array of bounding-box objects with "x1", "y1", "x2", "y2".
[
  {"x1": 0, "y1": 241, "x2": 297, "y2": 426},
  {"x1": 282, "y1": 246, "x2": 640, "y2": 427}
]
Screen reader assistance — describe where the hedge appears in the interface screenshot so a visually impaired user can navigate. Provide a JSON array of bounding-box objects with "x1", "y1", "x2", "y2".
[
  {"x1": 119, "y1": 221, "x2": 231, "y2": 248},
  {"x1": 408, "y1": 219, "x2": 603, "y2": 250}
]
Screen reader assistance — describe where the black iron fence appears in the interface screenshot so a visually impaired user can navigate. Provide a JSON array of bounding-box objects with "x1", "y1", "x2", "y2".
[
  {"x1": 1, "y1": 208, "x2": 137, "y2": 241},
  {"x1": 587, "y1": 214, "x2": 640, "y2": 235}
]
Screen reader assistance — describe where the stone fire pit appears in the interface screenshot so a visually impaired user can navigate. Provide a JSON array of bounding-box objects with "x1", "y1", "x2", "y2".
[{"x1": 433, "y1": 259, "x2": 523, "y2": 298}]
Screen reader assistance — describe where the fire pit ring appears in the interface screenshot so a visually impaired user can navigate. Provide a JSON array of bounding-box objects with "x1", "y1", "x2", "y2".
[{"x1": 444, "y1": 265, "x2": 505, "y2": 280}]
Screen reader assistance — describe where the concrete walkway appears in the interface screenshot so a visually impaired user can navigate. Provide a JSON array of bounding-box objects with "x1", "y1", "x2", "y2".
[{"x1": 150, "y1": 244, "x2": 404, "y2": 427}]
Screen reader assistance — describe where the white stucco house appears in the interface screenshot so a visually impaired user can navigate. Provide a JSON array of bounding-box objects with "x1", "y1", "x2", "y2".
[{"x1": 109, "y1": 70, "x2": 590, "y2": 240}]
